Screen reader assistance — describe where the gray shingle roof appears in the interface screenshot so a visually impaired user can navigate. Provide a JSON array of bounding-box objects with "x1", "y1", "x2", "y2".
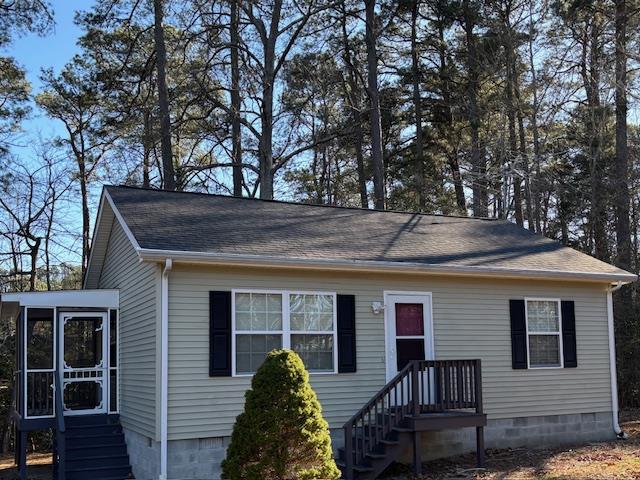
[{"x1": 105, "y1": 185, "x2": 634, "y2": 281}]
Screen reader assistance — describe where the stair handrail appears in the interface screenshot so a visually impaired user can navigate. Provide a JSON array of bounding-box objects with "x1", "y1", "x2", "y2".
[
  {"x1": 54, "y1": 373, "x2": 66, "y2": 480},
  {"x1": 343, "y1": 361, "x2": 416, "y2": 429},
  {"x1": 341, "y1": 359, "x2": 483, "y2": 478},
  {"x1": 342, "y1": 361, "x2": 418, "y2": 478}
]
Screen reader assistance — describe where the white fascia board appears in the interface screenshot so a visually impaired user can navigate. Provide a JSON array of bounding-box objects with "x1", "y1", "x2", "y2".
[
  {"x1": 104, "y1": 189, "x2": 142, "y2": 251},
  {"x1": 84, "y1": 188, "x2": 143, "y2": 288},
  {"x1": 137, "y1": 248, "x2": 637, "y2": 284},
  {"x1": 1, "y1": 289, "x2": 120, "y2": 308}
]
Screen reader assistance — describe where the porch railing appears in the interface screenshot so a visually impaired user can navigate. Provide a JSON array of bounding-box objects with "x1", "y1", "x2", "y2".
[
  {"x1": 25, "y1": 371, "x2": 55, "y2": 417},
  {"x1": 342, "y1": 359, "x2": 482, "y2": 475}
]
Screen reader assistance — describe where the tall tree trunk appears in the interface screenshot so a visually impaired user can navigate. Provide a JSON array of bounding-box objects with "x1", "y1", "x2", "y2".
[
  {"x1": 437, "y1": 19, "x2": 465, "y2": 212},
  {"x1": 79, "y1": 159, "x2": 90, "y2": 276},
  {"x1": 527, "y1": 2, "x2": 542, "y2": 233},
  {"x1": 259, "y1": 52, "x2": 275, "y2": 199},
  {"x1": 257, "y1": 0, "x2": 282, "y2": 200},
  {"x1": 142, "y1": 109, "x2": 152, "y2": 187},
  {"x1": 29, "y1": 238, "x2": 41, "y2": 292},
  {"x1": 364, "y1": 0, "x2": 385, "y2": 210},
  {"x1": 340, "y1": 5, "x2": 368, "y2": 208},
  {"x1": 517, "y1": 102, "x2": 533, "y2": 231},
  {"x1": 614, "y1": 0, "x2": 632, "y2": 408},
  {"x1": 582, "y1": 17, "x2": 608, "y2": 261},
  {"x1": 44, "y1": 201, "x2": 54, "y2": 291},
  {"x1": 153, "y1": 0, "x2": 176, "y2": 191},
  {"x1": 503, "y1": 23, "x2": 523, "y2": 226},
  {"x1": 463, "y1": 5, "x2": 486, "y2": 217},
  {"x1": 230, "y1": 0, "x2": 243, "y2": 197},
  {"x1": 615, "y1": 0, "x2": 631, "y2": 272},
  {"x1": 512, "y1": 36, "x2": 533, "y2": 230},
  {"x1": 508, "y1": 82, "x2": 523, "y2": 226},
  {"x1": 411, "y1": 0, "x2": 426, "y2": 210}
]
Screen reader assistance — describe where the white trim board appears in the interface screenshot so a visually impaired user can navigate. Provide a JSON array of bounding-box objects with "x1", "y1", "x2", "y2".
[
  {"x1": 383, "y1": 291, "x2": 435, "y2": 382},
  {"x1": 104, "y1": 189, "x2": 142, "y2": 251},
  {"x1": 524, "y1": 297, "x2": 564, "y2": 369},
  {"x1": 230, "y1": 289, "x2": 339, "y2": 377},
  {"x1": 137, "y1": 248, "x2": 637, "y2": 284},
  {"x1": 58, "y1": 311, "x2": 109, "y2": 416},
  {"x1": 84, "y1": 188, "x2": 142, "y2": 289},
  {"x1": 2, "y1": 290, "x2": 119, "y2": 308}
]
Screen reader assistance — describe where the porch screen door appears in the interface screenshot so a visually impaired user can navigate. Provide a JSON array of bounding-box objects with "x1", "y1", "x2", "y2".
[{"x1": 59, "y1": 312, "x2": 108, "y2": 415}]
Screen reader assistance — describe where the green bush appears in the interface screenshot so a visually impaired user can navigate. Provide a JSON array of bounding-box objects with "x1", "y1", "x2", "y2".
[{"x1": 221, "y1": 349, "x2": 341, "y2": 480}]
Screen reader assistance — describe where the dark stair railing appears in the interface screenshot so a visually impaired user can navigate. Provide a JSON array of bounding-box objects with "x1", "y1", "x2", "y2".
[
  {"x1": 53, "y1": 373, "x2": 66, "y2": 480},
  {"x1": 342, "y1": 359, "x2": 483, "y2": 479}
]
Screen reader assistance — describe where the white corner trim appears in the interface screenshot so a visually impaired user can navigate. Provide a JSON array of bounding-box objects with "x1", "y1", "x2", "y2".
[
  {"x1": 607, "y1": 283, "x2": 625, "y2": 437},
  {"x1": 137, "y1": 248, "x2": 638, "y2": 284},
  {"x1": 160, "y1": 258, "x2": 172, "y2": 480}
]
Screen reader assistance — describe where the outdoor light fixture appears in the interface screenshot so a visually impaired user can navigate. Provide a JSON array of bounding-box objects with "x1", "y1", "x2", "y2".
[{"x1": 371, "y1": 302, "x2": 385, "y2": 314}]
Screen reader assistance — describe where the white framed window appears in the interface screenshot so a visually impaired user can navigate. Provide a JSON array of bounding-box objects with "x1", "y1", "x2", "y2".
[
  {"x1": 232, "y1": 290, "x2": 337, "y2": 376},
  {"x1": 525, "y1": 298, "x2": 563, "y2": 368}
]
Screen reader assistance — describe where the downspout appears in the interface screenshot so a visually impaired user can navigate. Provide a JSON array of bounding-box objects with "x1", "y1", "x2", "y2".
[
  {"x1": 160, "y1": 258, "x2": 173, "y2": 479},
  {"x1": 606, "y1": 281, "x2": 626, "y2": 438}
]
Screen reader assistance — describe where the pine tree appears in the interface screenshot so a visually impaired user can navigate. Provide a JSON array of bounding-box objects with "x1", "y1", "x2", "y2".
[{"x1": 221, "y1": 349, "x2": 340, "y2": 480}]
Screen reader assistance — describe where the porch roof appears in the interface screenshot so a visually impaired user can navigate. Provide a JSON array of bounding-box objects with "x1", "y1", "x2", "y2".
[{"x1": 0, "y1": 289, "x2": 119, "y2": 310}]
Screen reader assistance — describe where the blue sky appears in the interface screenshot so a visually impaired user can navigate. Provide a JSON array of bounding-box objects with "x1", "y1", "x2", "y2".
[
  {"x1": 7, "y1": 2, "x2": 96, "y2": 266},
  {"x1": 11, "y1": 1, "x2": 94, "y2": 143}
]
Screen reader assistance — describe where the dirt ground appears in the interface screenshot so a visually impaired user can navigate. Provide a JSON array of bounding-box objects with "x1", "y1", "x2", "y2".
[
  {"x1": 0, "y1": 453, "x2": 51, "y2": 480},
  {"x1": 2, "y1": 414, "x2": 640, "y2": 480}
]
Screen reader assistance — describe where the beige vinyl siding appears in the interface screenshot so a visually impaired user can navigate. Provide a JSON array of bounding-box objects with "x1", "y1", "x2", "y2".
[
  {"x1": 98, "y1": 216, "x2": 159, "y2": 438},
  {"x1": 167, "y1": 264, "x2": 613, "y2": 441}
]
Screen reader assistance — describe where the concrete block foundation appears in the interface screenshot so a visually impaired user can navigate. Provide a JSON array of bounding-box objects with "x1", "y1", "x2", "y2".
[{"x1": 125, "y1": 411, "x2": 615, "y2": 479}]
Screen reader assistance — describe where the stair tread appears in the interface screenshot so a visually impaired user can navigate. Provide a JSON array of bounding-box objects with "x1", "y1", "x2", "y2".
[
  {"x1": 85, "y1": 478, "x2": 131, "y2": 480},
  {"x1": 62, "y1": 416, "x2": 132, "y2": 480},
  {"x1": 68, "y1": 453, "x2": 129, "y2": 461},
  {"x1": 67, "y1": 424, "x2": 121, "y2": 429},
  {"x1": 69, "y1": 432, "x2": 124, "y2": 439},
  {"x1": 67, "y1": 465, "x2": 131, "y2": 473},
  {"x1": 365, "y1": 452, "x2": 386, "y2": 459},
  {"x1": 67, "y1": 443, "x2": 127, "y2": 450},
  {"x1": 335, "y1": 460, "x2": 373, "y2": 472}
]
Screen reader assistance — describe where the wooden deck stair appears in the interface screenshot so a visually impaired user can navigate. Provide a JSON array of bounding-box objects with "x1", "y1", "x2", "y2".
[
  {"x1": 336, "y1": 360, "x2": 487, "y2": 480},
  {"x1": 62, "y1": 414, "x2": 133, "y2": 480}
]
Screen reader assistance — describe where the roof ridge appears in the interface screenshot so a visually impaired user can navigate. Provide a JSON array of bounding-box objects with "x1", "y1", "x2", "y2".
[{"x1": 105, "y1": 184, "x2": 497, "y2": 221}]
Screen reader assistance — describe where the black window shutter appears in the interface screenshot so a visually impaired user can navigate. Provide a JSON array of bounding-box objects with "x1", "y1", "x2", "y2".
[
  {"x1": 561, "y1": 300, "x2": 577, "y2": 368},
  {"x1": 209, "y1": 291, "x2": 232, "y2": 377},
  {"x1": 510, "y1": 299, "x2": 528, "y2": 369},
  {"x1": 337, "y1": 294, "x2": 357, "y2": 373}
]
